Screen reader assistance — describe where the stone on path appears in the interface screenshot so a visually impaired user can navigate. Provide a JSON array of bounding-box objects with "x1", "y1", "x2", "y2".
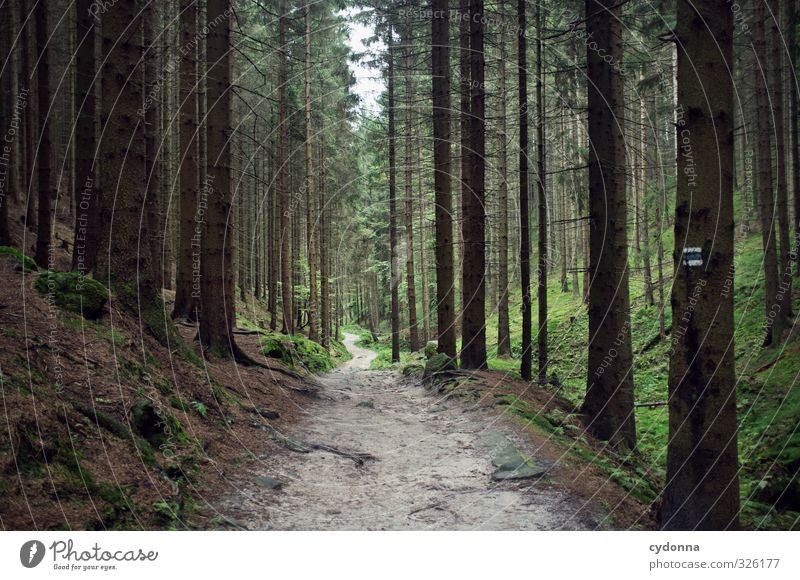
[{"x1": 479, "y1": 431, "x2": 548, "y2": 481}]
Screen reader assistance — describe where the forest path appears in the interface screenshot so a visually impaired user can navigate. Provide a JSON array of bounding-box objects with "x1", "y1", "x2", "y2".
[{"x1": 221, "y1": 333, "x2": 603, "y2": 530}]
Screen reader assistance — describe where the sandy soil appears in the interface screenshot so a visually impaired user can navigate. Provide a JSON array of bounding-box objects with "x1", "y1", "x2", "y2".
[{"x1": 219, "y1": 334, "x2": 608, "y2": 530}]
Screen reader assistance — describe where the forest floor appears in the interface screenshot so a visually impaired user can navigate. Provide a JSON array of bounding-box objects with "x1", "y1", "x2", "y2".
[{"x1": 217, "y1": 333, "x2": 650, "y2": 530}]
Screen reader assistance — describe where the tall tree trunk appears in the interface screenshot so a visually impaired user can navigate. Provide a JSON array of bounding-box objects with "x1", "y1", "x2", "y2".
[
  {"x1": 417, "y1": 121, "x2": 430, "y2": 344},
  {"x1": 388, "y1": 24, "x2": 400, "y2": 363},
  {"x1": 582, "y1": 0, "x2": 636, "y2": 448},
  {"x1": 0, "y1": 1, "x2": 14, "y2": 245},
  {"x1": 559, "y1": 110, "x2": 568, "y2": 294},
  {"x1": 769, "y1": 0, "x2": 791, "y2": 305},
  {"x1": 20, "y1": 0, "x2": 36, "y2": 233},
  {"x1": 789, "y1": 0, "x2": 800, "y2": 277},
  {"x1": 304, "y1": 7, "x2": 319, "y2": 343},
  {"x1": 518, "y1": 0, "x2": 532, "y2": 380},
  {"x1": 143, "y1": 0, "x2": 162, "y2": 294},
  {"x1": 662, "y1": 0, "x2": 739, "y2": 530},
  {"x1": 460, "y1": 0, "x2": 487, "y2": 370},
  {"x1": 496, "y1": 0, "x2": 511, "y2": 357},
  {"x1": 33, "y1": 0, "x2": 51, "y2": 268},
  {"x1": 640, "y1": 74, "x2": 654, "y2": 306},
  {"x1": 535, "y1": 0, "x2": 547, "y2": 383},
  {"x1": 458, "y1": 0, "x2": 469, "y2": 343},
  {"x1": 753, "y1": 0, "x2": 788, "y2": 345},
  {"x1": 403, "y1": 16, "x2": 420, "y2": 352},
  {"x1": 278, "y1": 1, "x2": 292, "y2": 335},
  {"x1": 269, "y1": 145, "x2": 278, "y2": 330},
  {"x1": 431, "y1": 0, "x2": 456, "y2": 359},
  {"x1": 96, "y1": 0, "x2": 164, "y2": 340},
  {"x1": 198, "y1": 0, "x2": 240, "y2": 357},
  {"x1": 569, "y1": 72, "x2": 581, "y2": 299},
  {"x1": 71, "y1": 0, "x2": 98, "y2": 271},
  {"x1": 320, "y1": 133, "x2": 330, "y2": 349}
]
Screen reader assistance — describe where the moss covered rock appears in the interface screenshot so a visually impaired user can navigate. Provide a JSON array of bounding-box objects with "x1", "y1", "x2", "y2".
[
  {"x1": 130, "y1": 400, "x2": 168, "y2": 449},
  {"x1": 402, "y1": 362, "x2": 425, "y2": 377},
  {"x1": 424, "y1": 341, "x2": 438, "y2": 359},
  {"x1": 424, "y1": 352, "x2": 456, "y2": 378},
  {"x1": 0, "y1": 245, "x2": 37, "y2": 272},
  {"x1": 260, "y1": 332, "x2": 335, "y2": 374},
  {"x1": 261, "y1": 336, "x2": 294, "y2": 367},
  {"x1": 34, "y1": 270, "x2": 108, "y2": 319}
]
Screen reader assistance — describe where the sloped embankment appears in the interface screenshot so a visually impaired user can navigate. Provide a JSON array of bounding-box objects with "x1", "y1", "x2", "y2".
[{"x1": 0, "y1": 252, "x2": 321, "y2": 530}]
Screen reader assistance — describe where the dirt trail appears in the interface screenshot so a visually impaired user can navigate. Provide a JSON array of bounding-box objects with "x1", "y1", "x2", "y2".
[{"x1": 220, "y1": 334, "x2": 605, "y2": 530}]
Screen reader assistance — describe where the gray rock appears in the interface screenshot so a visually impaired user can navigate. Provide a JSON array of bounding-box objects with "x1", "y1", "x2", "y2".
[
  {"x1": 479, "y1": 431, "x2": 548, "y2": 481},
  {"x1": 254, "y1": 476, "x2": 284, "y2": 490}
]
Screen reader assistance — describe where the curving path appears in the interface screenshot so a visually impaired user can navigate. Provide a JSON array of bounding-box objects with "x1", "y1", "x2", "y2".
[{"x1": 221, "y1": 333, "x2": 603, "y2": 530}]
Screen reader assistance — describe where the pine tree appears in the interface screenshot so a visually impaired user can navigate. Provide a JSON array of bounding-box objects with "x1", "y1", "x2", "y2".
[
  {"x1": 581, "y1": 0, "x2": 636, "y2": 448},
  {"x1": 662, "y1": 0, "x2": 739, "y2": 530},
  {"x1": 431, "y1": 0, "x2": 457, "y2": 360},
  {"x1": 173, "y1": 0, "x2": 199, "y2": 320},
  {"x1": 518, "y1": 0, "x2": 533, "y2": 381},
  {"x1": 33, "y1": 0, "x2": 52, "y2": 268},
  {"x1": 460, "y1": 0, "x2": 487, "y2": 370},
  {"x1": 198, "y1": 0, "x2": 241, "y2": 357}
]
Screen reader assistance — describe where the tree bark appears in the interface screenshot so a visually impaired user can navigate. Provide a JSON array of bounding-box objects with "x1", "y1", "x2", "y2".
[
  {"x1": 662, "y1": 0, "x2": 739, "y2": 530},
  {"x1": 535, "y1": 0, "x2": 547, "y2": 383},
  {"x1": 96, "y1": 0, "x2": 164, "y2": 339},
  {"x1": 460, "y1": 0, "x2": 487, "y2": 370},
  {"x1": 417, "y1": 119, "x2": 430, "y2": 344},
  {"x1": 20, "y1": 0, "x2": 36, "y2": 233},
  {"x1": 33, "y1": 0, "x2": 52, "y2": 268},
  {"x1": 518, "y1": 0, "x2": 532, "y2": 381},
  {"x1": 0, "y1": 1, "x2": 14, "y2": 245},
  {"x1": 581, "y1": 0, "x2": 636, "y2": 448},
  {"x1": 640, "y1": 73, "x2": 654, "y2": 306},
  {"x1": 278, "y1": 1, "x2": 292, "y2": 335},
  {"x1": 753, "y1": 0, "x2": 789, "y2": 345},
  {"x1": 198, "y1": 0, "x2": 240, "y2": 357},
  {"x1": 320, "y1": 133, "x2": 330, "y2": 349},
  {"x1": 402, "y1": 17, "x2": 420, "y2": 353},
  {"x1": 305, "y1": 6, "x2": 319, "y2": 343},
  {"x1": 789, "y1": 0, "x2": 800, "y2": 277},
  {"x1": 769, "y1": 0, "x2": 791, "y2": 304},
  {"x1": 388, "y1": 24, "x2": 400, "y2": 363},
  {"x1": 431, "y1": 0, "x2": 457, "y2": 359},
  {"x1": 143, "y1": 0, "x2": 162, "y2": 298},
  {"x1": 71, "y1": 0, "x2": 98, "y2": 272},
  {"x1": 496, "y1": 0, "x2": 511, "y2": 357}
]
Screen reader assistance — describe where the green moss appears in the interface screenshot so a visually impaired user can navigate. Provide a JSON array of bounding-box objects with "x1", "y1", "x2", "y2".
[
  {"x1": 424, "y1": 341, "x2": 438, "y2": 359},
  {"x1": 500, "y1": 395, "x2": 659, "y2": 504},
  {"x1": 0, "y1": 245, "x2": 37, "y2": 272},
  {"x1": 152, "y1": 499, "x2": 182, "y2": 530},
  {"x1": 423, "y1": 353, "x2": 456, "y2": 378},
  {"x1": 259, "y1": 332, "x2": 337, "y2": 374},
  {"x1": 169, "y1": 396, "x2": 189, "y2": 412},
  {"x1": 34, "y1": 270, "x2": 108, "y2": 319}
]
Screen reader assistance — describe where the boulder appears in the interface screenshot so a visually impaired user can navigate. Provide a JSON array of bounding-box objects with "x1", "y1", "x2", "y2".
[
  {"x1": 423, "y1": 353, "x2": 456, "y2": 379},
  {"x1": 424, "y1": 341, "x2": 438, "y2": 359},
  {"x1": 34, "y1": 270, "x2": 108, "y2": 319}
]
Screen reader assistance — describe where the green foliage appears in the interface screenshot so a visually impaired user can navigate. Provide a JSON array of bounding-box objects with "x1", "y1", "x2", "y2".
[
  {"x1": 152, "y1": 499, "x2": 181, "y2": 530},
  {"x1": 191, "y1": 400, "x2": 208, "y2": 418},
  {"x1": 0, "y1": 245, "x2": 37, "y2": 272},
  {"x1": 34, "y1": 270, "x2": 108, "y2": 319}
]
